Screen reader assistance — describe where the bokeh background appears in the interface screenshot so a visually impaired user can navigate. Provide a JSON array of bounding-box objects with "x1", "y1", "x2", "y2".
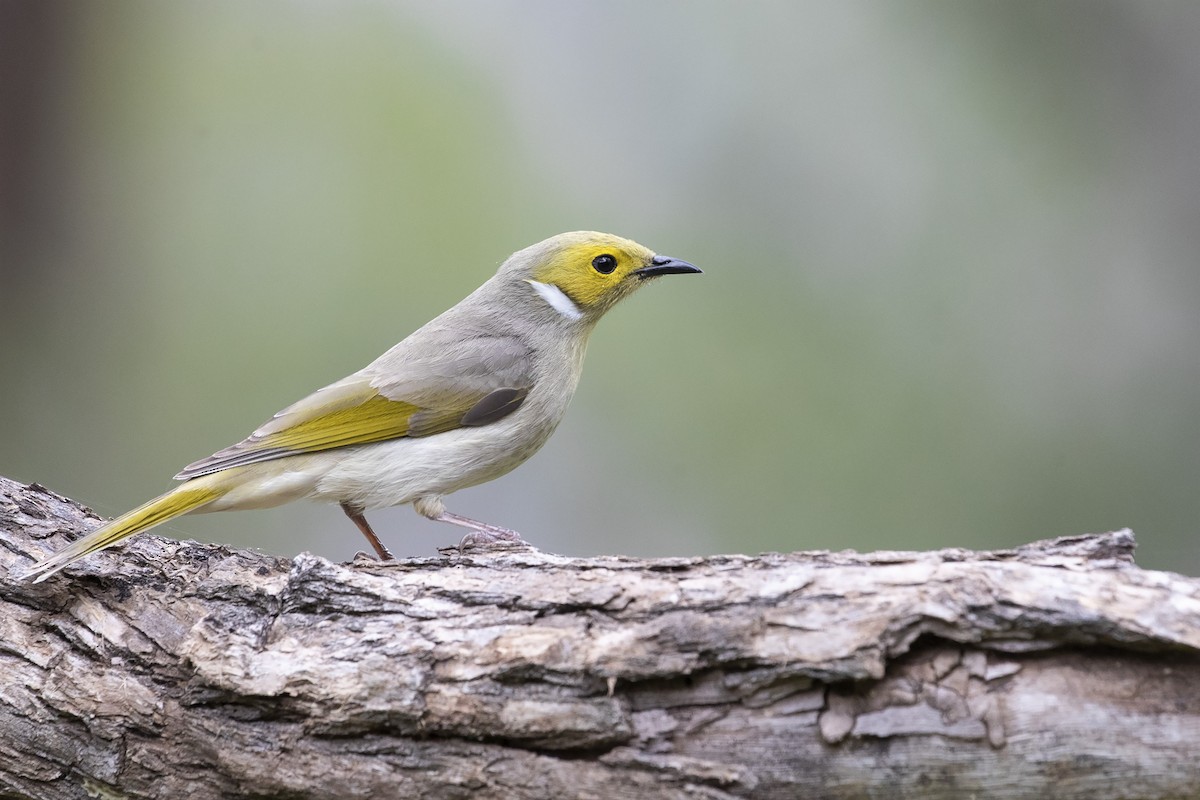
[{"x1": 2, "y1": 2, "x2": 1198, "y2": 574}]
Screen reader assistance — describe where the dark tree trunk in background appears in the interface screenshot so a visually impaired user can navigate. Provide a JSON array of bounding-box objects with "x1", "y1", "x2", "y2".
[{"x1": 0, "y1": 0, "x2": 75, "y2": 293}]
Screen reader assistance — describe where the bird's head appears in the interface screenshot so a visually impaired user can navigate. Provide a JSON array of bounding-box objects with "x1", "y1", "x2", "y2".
[{"x1": 503, "y1": 231, "x2": 700, "y2": 323}]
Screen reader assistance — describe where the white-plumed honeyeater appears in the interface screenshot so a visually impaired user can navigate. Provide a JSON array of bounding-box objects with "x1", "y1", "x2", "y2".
[{"x1": 23, "y1": 231, "x2": 700, "y2": 582}]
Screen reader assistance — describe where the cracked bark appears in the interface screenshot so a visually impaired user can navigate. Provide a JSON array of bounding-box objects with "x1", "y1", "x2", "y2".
[{"x1": 1, "y1": 475, "x2": 1199, "y2": 800}]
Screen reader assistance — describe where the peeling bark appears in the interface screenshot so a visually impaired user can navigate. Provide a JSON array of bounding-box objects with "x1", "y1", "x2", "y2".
[{"x1": 1, "y1": 475, "x2": 1199, "y2": 800}]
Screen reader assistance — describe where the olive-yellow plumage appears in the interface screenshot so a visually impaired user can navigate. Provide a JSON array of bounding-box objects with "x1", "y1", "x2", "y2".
[{"x1": 23, "y1": 231, "x2": 700, "y2": 582}]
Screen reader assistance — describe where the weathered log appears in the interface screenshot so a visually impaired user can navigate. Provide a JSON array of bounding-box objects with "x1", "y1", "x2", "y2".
[{"x1": 1, "y1": 475, "x2": 1198, "y2": 799}]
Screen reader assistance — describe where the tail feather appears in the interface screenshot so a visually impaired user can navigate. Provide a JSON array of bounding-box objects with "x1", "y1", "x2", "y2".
[{"x1": 22, "y1": 482, "x2": 225, "y2": 583}]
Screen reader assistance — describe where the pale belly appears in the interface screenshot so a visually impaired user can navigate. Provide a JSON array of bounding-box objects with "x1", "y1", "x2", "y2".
[{"x1": 308, "y1": 409, "x2": 559, "y2": 510}]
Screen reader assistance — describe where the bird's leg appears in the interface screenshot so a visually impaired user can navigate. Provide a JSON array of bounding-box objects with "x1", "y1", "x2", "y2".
[
  {"x1": 413, "y1": 496, "x2": 526, "y2": 551},
  {"x1": 340, "y1": 503, "x2": 395, "y2": 560},
  {"x1": 440, "y1": 510, "x2": 526, "y2": 550}
]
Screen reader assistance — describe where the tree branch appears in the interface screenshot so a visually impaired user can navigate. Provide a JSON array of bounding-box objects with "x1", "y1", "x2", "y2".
[{"x1": 2, "y1": 476, "x2": 1198, "y2": 799}]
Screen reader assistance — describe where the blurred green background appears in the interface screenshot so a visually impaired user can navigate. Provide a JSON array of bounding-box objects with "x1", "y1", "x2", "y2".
[{"x1": 2, "y1": 2, "x2": 1198, "y2": 574}]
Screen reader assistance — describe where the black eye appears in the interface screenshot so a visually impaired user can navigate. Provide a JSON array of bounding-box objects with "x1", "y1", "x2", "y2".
[{"x1": 592, "y1": 254, "x2": 617, "y2": 274}]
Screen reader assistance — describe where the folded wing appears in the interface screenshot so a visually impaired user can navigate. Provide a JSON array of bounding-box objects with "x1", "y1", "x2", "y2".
[{"x1": 175, "y1": 332, "x2": 533, "y2": 479}]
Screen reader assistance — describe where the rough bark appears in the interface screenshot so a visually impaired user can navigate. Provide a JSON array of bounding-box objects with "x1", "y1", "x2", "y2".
[{"x1": 1, "y1": 475, "x2": 1198, "y2": 800}]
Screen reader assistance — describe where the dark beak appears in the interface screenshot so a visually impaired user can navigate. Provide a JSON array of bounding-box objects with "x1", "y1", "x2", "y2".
[{"x1": 633, "y1": 254, "x2": 702, "y2": 279}]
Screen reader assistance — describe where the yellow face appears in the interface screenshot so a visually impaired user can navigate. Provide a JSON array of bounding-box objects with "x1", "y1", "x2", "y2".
[{"x1": 530, "y1": 233, "x2": 659, "y2": 313}]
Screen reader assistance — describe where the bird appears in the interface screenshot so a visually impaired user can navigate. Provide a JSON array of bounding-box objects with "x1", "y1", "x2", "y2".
[{"x1": 22, "y1": 231, "x2": 700, "y2": 582}]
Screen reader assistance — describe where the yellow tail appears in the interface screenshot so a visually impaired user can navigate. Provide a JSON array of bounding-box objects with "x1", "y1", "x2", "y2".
[{"x1": 23, "y1": 481, "x2": 226, "y2": 583}]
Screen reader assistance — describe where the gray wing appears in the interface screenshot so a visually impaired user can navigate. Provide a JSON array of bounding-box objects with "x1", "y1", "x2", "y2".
[
  {"x1": 174, "y1": 329, "x2": 535, "y2": 480},
  {"x1": 366, "y1": 325, "x2": 535, "y2": 406}
]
